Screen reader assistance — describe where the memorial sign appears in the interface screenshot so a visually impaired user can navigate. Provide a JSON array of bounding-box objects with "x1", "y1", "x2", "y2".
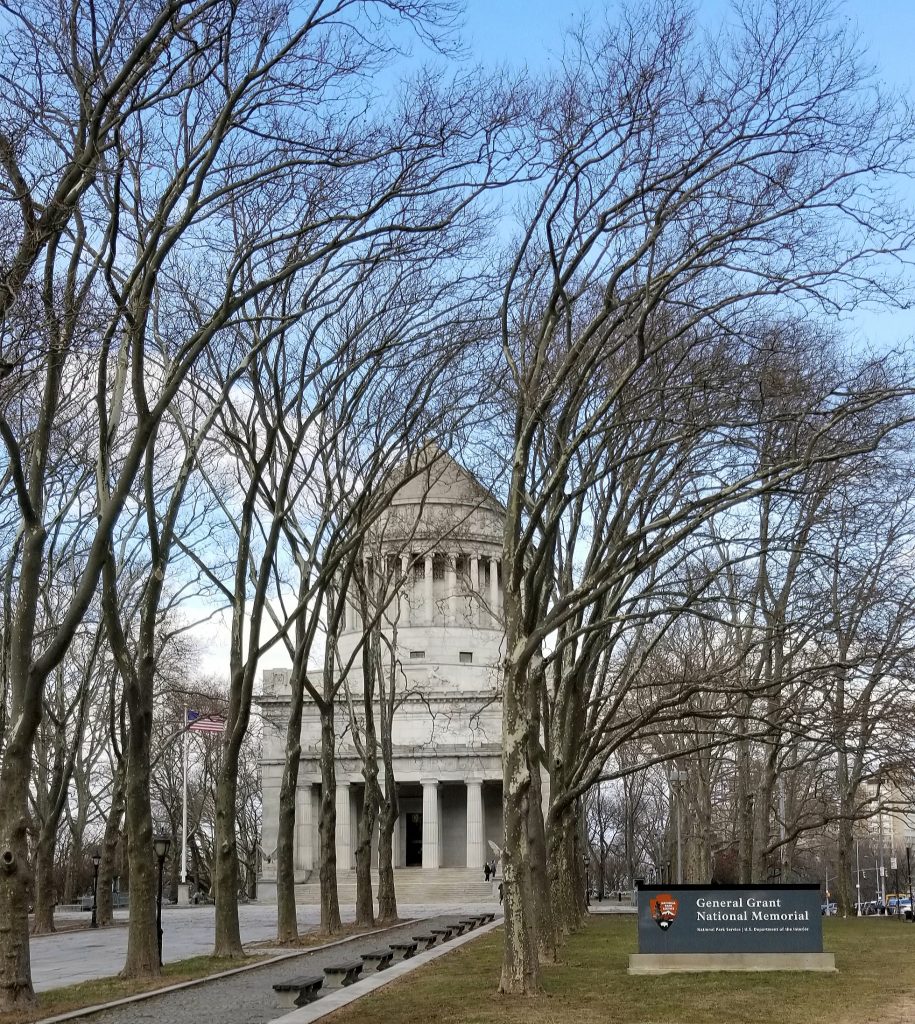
[{"x1": 629, "y1": 883, "x2": 835, "y2": 974}]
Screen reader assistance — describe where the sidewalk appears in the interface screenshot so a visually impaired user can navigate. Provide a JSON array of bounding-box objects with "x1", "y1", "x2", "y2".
[
  {"x1": 38, "y1": 910, "x2": 499, "y2": 1024},
  {"x1": 29, "y1": 901, "x2": 498, "y2": 992},
  {"x1": 31, "y1": 906, "x2": 280, "y2": 992}
]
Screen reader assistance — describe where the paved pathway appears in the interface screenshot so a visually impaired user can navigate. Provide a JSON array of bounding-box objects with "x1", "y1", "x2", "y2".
[
  {"x1": 59, "y1": 910, "x2": 498, "y2": 1024},
  {"x1": 30, "y1": 901, "x2": 498, "y2": 993}
]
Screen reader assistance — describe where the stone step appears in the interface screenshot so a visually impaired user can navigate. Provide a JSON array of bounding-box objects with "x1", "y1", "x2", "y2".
[{"x1": 293, "y1": 870, "x2": 497, "y2": 905}]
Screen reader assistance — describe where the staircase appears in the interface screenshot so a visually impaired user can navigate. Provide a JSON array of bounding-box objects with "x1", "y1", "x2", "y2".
[{"x1": 294, "y1": 868, "x2": 497, "y2": 905}]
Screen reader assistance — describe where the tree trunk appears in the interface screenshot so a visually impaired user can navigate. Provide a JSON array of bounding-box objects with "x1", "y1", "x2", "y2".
[
  {"x1": 213, "y1": 745, "x2": 244, "y2": 957},
  {"x1": 751, "y1": 733, "x2": 778, "y2": 882},
  {"x1": 31, "y1": 828, "x2": 57, "y2": 935},
  {"x1": 499, "y1": 659, "x2": 539, "y2": 994},
  {"x1": 735, "y1": 714, "x2": 754, "y2": 883},
  {"x1": 318, "y1": 702, "x2": 342, "y2": 933},
  {"x1": 376, "y1": 794, "x2": 398, "y2": 924},
  {"x1": 121, "y1": 711, "x2": 159, "y2": 978},
  {"x1": 275, "y1": 760, "x2": 299, "y2": 943},
  {"x1": 97, "y1": 764, "x2": 126, "y2": 928},
  {"x1": 547, "y1": 800, "x2": 582, "y2": 935},
  {"x1": 528, "y1": 767, "x2": 557, "y2": 961},
  {"x1": 168, "y1": 830, "x2": 180, "y2": 904},
  {"x1": 623, "y1": 777, "x2": 637, "y2": 887},
  {"x1": 0, "y1": 526, "x2": 47, "y2": 1009},
  {"x1": 0, "y1": 743, "x2": 36, "y2": 1008},
  {"x1": 353, "y1": 784, "x2": 377, "y2": 928},
  {"x1": 836, "y1": 814, "x2": 854, "y2": 917},
  {"x1": 527, "y1": 672, "x2": 556, "y2": 962},
  {"x1": 63, "y1": 841, "x2": 80, "y2": 905}
]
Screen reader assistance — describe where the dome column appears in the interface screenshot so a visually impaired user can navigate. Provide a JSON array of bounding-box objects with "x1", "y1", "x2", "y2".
[{"x1": 421, "y1": 779, "x2": 440, "y2": 869}]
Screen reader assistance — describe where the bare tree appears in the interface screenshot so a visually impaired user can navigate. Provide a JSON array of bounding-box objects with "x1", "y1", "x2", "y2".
[{"x1": 494, "y1": 0, "x2": 915, "y2": 992}]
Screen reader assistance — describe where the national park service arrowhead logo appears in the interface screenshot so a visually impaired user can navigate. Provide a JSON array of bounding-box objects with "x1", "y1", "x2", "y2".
[{"x1": 649, "y1": 892, "x2": 679, "y2": 930}]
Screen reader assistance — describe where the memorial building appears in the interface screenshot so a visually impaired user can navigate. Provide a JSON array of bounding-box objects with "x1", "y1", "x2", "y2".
[{"x1": 258, "y1": 452, "x2": 511, "y2": 902}]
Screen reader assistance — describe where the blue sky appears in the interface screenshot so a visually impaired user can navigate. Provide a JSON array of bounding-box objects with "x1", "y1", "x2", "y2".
[
  {"x1": 457, "y1": 0, "x2": 915, "y2": 351},
  {"x1": 461, "y1": 0, "x2": 915, "y2": 86}
]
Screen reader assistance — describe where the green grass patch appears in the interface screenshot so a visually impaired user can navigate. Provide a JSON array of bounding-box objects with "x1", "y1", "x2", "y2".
[
  {"x1": 324, "y1": 915, "x2": 915, "y2": 1024},
  {"x1": 0, "y1": 954, "x2": 262, "y2": 1024}
]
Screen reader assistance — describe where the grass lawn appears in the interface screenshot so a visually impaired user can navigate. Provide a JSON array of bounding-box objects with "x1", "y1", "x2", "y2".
[
  {"x1": 0, "y1": 954, "x2": 261, "y2": 1024},
  {"x1": 325, "y1": 915, "x2": 915, "y2": 1024}
]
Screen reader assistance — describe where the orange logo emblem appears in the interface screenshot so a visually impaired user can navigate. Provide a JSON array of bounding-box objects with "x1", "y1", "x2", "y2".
[{"x1": 649, "y1": 892, "x2": 679, "y2": 930}]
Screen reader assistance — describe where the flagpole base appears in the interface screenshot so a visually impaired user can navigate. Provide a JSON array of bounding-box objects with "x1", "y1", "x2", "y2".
[
  {"x1": 177, "y1": 883, "x2": 191, "y2": 906},
  {"x1": 256, "y1": 880, "x2": 277, "y2": 904}
]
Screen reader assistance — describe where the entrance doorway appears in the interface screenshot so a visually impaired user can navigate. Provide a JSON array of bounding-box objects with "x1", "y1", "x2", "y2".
[{"x1": 405, "y1": 811, "x2": 423, "y2": 866}]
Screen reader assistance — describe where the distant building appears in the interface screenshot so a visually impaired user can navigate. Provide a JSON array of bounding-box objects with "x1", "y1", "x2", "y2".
[
  {"x1": 258, "y1": 452, "x2": 515, "y2": 901},
  {"x1": 861, "y1": 778, "x2": 915, "y2": 893}
]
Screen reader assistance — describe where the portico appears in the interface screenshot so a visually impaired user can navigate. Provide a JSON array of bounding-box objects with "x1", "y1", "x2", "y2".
[{"x1": 282, "y1": 777, "x2": 503, "y2": 874}]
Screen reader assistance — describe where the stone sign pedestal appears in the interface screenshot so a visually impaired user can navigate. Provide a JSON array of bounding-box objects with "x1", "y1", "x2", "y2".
[
  {"x1": 177, "y1": 882, "x2": 191, "y2": 906},
  {"x1": 629, "y1": 951, "x2": 836, "y2": 974}
]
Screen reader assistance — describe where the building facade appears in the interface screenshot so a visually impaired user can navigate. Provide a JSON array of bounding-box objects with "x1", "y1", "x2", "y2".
[{"x1": 258, "y1": 453, "x2": 509, "y2": 898}]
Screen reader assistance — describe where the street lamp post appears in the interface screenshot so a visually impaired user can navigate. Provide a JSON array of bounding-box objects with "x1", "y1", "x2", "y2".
[
  {"x1": 90, "y1": 850, "x2": 101, "y2": 929},
  {"x1": 583, "y1": 852, "x2": 590, "y2": 906},
  {"x1": 907, "y1": 846, "x2": 914, "y2": 923},
  {"x1": 856, "y1": 841, "x2": 861, "y2": 917},
  {"x1": 154, "y1": 836, "x2": 171, "y2": 966},
  {"x1": 671, "y1": 769, "x2": 688, "y2": 884}
]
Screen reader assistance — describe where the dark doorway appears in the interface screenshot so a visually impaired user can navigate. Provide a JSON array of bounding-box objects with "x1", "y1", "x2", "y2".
[{"x1": 405, "y1": 812, "x2": 423, "y2": 867}]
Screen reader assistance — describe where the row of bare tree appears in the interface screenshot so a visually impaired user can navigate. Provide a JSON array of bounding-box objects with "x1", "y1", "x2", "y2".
[{"x1": 4, "y1": 0, "x2": 915, "y2": 1009}]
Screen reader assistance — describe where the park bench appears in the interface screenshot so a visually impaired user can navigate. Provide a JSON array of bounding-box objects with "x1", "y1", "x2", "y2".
[
  {"x1": 360, "y1": 948, "x2": 394, "y2": 972},
  {"x1": 323, "y1": 961, "x2": 364, "y2": 988},
  {"x1": 272, "y1": 974, "x2": 324, "y2": 1008},
  {"x1": 430, "y1": 926, "x2": 456, "y2": 941},
  {"x1": 476, "y1": 912, "x2": 496, "y2": 924},
  {"x1": 412, "y1": 932, "x2": 439, "y2": 950},
  {"x1": 447, "y1": 921, "x2": 468, "y2": 936},
  {"x1": 389, "y1": 940, "x2": 418, "y2": 960},
  {"x1": 458, "y1": 918, "x2": 478, "y2": 931}
]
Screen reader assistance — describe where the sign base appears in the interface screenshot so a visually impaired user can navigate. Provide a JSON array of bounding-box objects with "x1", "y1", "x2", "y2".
[{"x1": 629, "y1": 952, "x2": 836, "y2": 974}]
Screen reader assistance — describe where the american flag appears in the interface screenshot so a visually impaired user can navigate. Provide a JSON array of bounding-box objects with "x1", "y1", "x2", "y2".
[{"x1": 186, "y1": 709, "x2": 226, "y2": 733}]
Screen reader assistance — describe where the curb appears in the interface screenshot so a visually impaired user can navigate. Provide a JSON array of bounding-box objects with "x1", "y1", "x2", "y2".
[
  {"x1": 32, "y1": 919, "x2": 421, "y2": 1024},
  {"x1": 273, "y1": 917, "x2": 504, "y2": 1023}
]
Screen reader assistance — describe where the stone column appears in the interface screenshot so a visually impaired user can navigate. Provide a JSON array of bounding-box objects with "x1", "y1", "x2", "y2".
[
  {"x1": 335, "y1": 783, "x2": 352, "y2": 871},
  {"x1": 541, "y1": 769, "x2": 551, "y2": 821},
  {"x1": 445, "y1": 553, "x2": 457, "y2": 626},
  {"x1": 391, "y1": 797, "x2": 401, "y2": 869},
  {"x1": 311, "y1": 787, "x2": 321, "y2": 869},
  {"x1": 424, "y1": 555, "x2": 434, "y2": 625},
  {"x1": 400, "y1": 554, "x2": 410, "y2": 627},
  {"x1": 295, "y1": 784, "x2": 313, "y2": 873},
  {"x1": 421, "y1": 779, "x2": 440, "y2": 869},
  {"x1": 261, "y1": 775, "x2": 279, "y2": 881},
  {"x1": 466, "y1": 778, "x2": 484, "y2": 870},
  {"x1": 489, "y1": 557, "x2": 499, "y2": 626},
  {"x1": 470, "y1": 555, "x2": 480, "y2": 626}
]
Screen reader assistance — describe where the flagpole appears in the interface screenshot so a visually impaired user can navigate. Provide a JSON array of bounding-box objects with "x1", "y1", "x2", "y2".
[{"x1": 181, "y1": 708, "x2": 189, "y2": 885}]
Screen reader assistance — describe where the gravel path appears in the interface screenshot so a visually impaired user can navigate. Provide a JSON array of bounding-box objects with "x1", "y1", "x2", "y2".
[{"x1": 68, "y1": 913, "x2": 479, "y2": 1024}]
